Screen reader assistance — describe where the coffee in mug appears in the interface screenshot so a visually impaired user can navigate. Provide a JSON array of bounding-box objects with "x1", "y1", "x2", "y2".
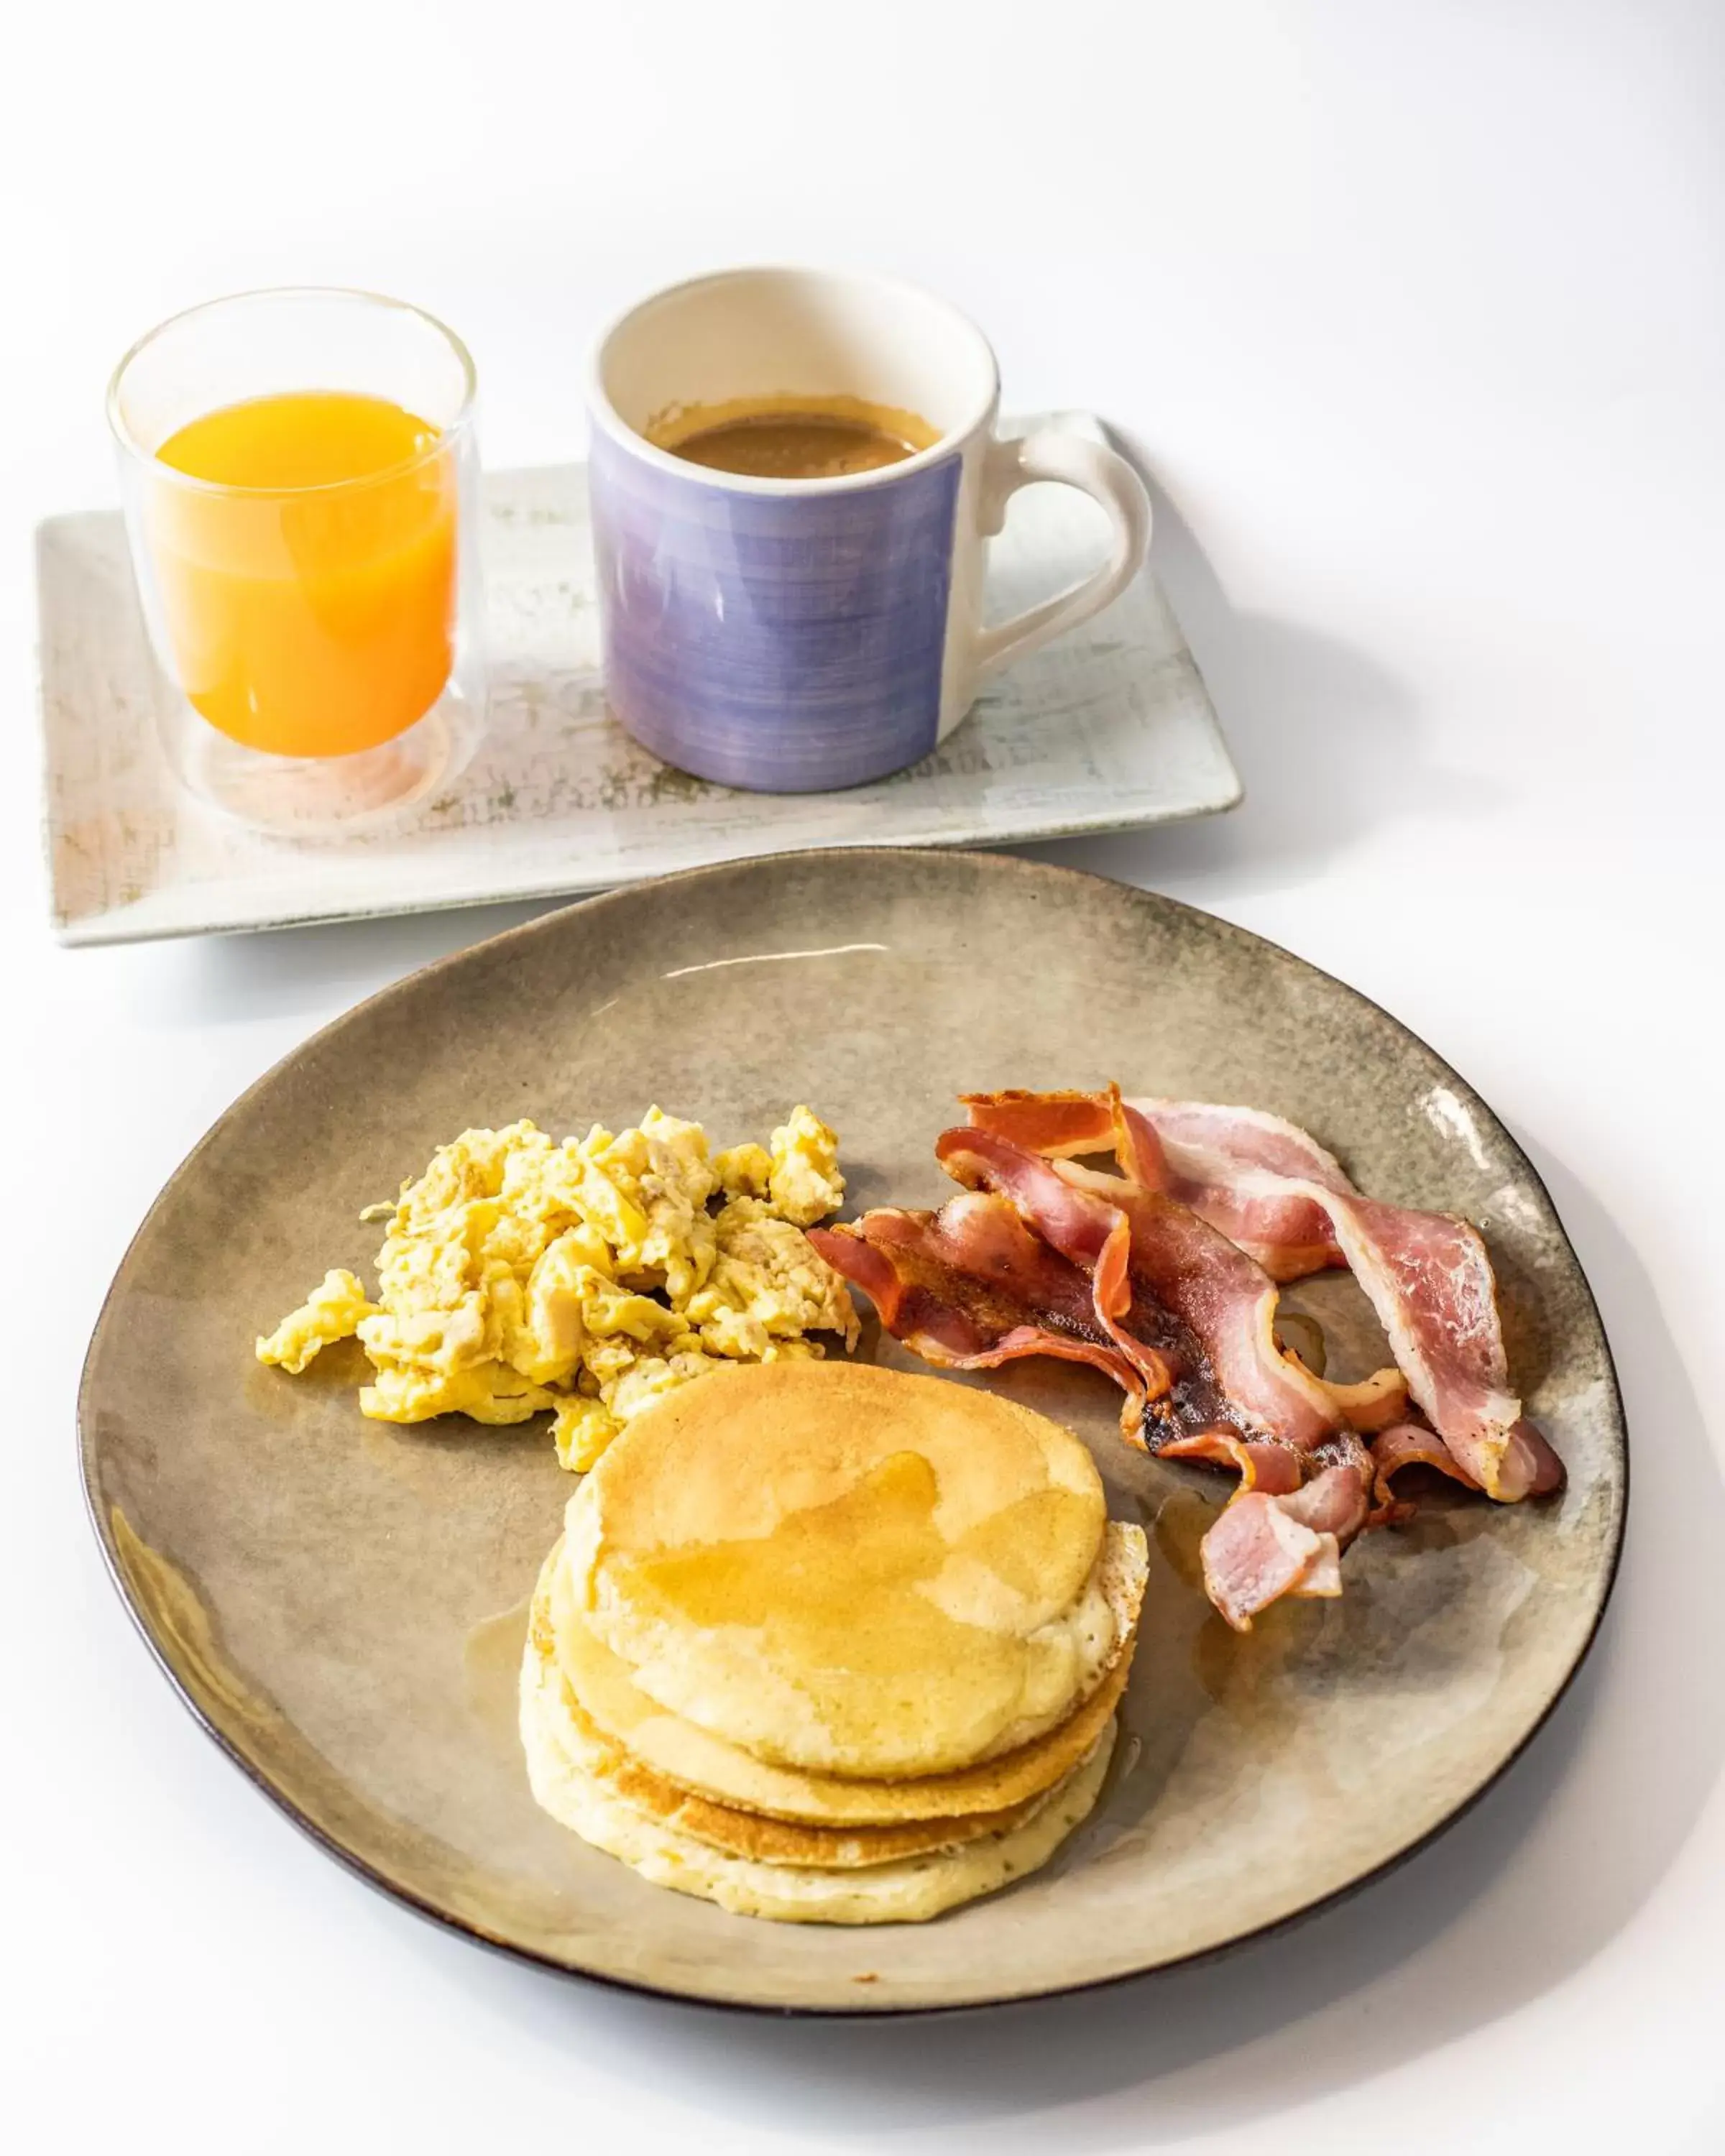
[{"x1": 649, "y1": 395, "x2": 940, "y2": 480}]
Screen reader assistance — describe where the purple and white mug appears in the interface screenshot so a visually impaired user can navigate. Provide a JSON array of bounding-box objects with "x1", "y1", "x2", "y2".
[{"x1": 585, "y1": 267, "x2": 1152, "y2": 793}]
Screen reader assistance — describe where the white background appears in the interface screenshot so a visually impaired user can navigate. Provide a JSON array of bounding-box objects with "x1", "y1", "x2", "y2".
[{"x1": 4, "y1": 2, "x2": 1722, "y2": 2149}]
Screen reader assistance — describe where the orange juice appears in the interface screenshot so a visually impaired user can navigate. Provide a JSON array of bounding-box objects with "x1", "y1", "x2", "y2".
[{"x1": 150, "y1": 391, "x2": 456, "y2": 758}]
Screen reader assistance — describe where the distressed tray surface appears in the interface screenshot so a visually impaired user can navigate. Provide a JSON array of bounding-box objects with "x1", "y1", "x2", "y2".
[{"x1": 39, "y1": 413, "x2": 1239, "y2": 945}]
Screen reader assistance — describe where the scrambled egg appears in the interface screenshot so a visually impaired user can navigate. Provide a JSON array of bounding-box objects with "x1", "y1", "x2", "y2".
[{"x1": 257, "y1": 1106, "x2": 858, "y2": 1471}]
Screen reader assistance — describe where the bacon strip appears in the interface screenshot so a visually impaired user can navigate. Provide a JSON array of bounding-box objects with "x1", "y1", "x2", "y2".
[
  {"x1": 805, "y1": 1193, "x2": 1169, "y2": 1427},
  {"x1": 1315, "y1": 1194, "x2": 1563, "y2": 1501},
  {"x1": 937, "y1": 1120, "x2": 1366, "y2": 1453},
  {"x1": 965, "y1": 1089, "x2": 1351, "y2": 1279},
  {"x1": 1157, "y1": 1427, "x2": 1306, "y2": 1496},
  {"x1": 1200, "y1": 1456, "x2": 1374, "y2": 1629},
  {"x1": 934, "y1": 1117, "x2": 1389, "y2": 1630},
  {"x1": 967, "y1": 1089, "x2": 1563, "y2": 1504},
  {"x1": 1126, "y1": 1097, "x2": 1353, "y2": 1279},
  {"x1": 1368, "y1": 1422, "x2": 1481, "y2": 1512}
]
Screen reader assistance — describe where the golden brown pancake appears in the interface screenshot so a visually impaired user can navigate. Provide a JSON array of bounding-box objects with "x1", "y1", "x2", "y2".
[
  {"x1": 569, "y1": 1362, "x2": 1113, "y2": 1777},
  {"x1": 520, "y1": 1588, "x2": 1120, "y2": 1924},
  {"x1": 548, "y1": 1525, "x2": 1146, "y2": 1824},
  {"x1": 525, "y1": 1565, "x2": 1054, "y2": 1867}
]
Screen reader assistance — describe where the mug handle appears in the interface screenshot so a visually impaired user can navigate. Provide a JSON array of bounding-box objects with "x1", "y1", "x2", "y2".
[{"x1": 972, "y1": 425, "x2": 1153, "y2": 680}]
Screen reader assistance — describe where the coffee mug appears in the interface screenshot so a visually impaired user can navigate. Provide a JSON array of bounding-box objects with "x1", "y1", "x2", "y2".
[{"x1": 585, "y1": 267, "x2": 1152, "y2": 793}]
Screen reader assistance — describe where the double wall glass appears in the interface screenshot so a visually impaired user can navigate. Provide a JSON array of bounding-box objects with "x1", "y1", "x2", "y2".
[{"x1": 109, "y1": 288, "x2": 487, "y2": 834}]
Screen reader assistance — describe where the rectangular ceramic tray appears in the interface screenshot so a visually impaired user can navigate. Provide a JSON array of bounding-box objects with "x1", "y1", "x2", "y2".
[{"x1": 38, "y1": 412, "x2": 1239, "y2": 946}]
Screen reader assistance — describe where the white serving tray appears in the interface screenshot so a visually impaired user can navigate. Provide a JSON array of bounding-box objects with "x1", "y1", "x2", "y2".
[{"x1": 37, "y1": 413, "x2": 1239, "y2": 946}]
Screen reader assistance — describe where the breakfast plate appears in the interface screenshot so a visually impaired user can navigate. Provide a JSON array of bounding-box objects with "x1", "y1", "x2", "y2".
[{"x1": 78, "y1": 850, "x2": 1626, "y2": 2012}]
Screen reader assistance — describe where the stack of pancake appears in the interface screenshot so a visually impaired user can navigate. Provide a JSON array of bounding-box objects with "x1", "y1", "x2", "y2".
[{"x1": 520, "y1": 1361, "x2": 1148, "y2": 1923}]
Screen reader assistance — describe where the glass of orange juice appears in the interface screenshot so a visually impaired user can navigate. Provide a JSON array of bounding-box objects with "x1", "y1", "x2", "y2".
[{"x1": 109, "y1": 288, "x2": 487, "y2": 832}]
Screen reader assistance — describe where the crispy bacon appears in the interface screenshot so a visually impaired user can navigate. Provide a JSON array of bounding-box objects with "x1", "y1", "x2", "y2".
[
  {"x1": 968, "y1": 1088, "x2": 1563, "y2": 1505},
  {"x1": 1160, "y1": 1425, "x2": 1380, "y2": 1628},
  {"x1": 805, "y1": 1193, "x2": 1171, "y2": 1421},
  {"x1": 938, "y1": 1118, "x2": 1398, "y2": 1452},
  {"x1": 966, "y1": 1089, "x2": 1351, "y2": 1280},
  {"x1": 918, "y1": 1119, "x2": 1378, "y2": 1628},
  {"x1": 1314, "y1": 1194, "x2": 1564, "y2": 1501},
  {"x1": 1200, "y1": 1453, "x2": 1374, "y2": 1628},
  {"x1": 1368, "y1": 1421, "x2": 1481, "y2": 1513},
  {"x1": 1127, "y1": 1097, "x2": 1353, "y2": 1279},
  {"x1": 934, "y1": 1120, "x2": 1414, "y2": 1630},
  {"x1": 1156, "y1": 1427, "x2": 1306, "y2": 1496}
]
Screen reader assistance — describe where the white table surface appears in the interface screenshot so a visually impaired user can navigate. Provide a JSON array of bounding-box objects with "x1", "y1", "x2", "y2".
[{"x1": 6, "y1": 4, "x2": 1721, "y2": 2150}]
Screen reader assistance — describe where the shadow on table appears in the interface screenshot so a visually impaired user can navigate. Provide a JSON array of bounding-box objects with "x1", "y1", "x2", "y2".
[
  {"x1": 1026, "y1": 431, "x2": 1506, "y2": 903},
  {"x1": 404, "y1": 1144, "x2": 1717, "y2": 2147}
]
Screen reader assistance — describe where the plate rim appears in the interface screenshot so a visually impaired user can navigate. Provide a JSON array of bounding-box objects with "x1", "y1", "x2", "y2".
[{"x1": 78, "y1": 846, "x2": 1629, "y2": 2015}]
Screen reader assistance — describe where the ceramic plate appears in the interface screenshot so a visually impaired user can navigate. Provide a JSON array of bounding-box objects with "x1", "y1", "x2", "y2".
[{"x1": 79, "y1": 851, "x2": 1626, "y2": 2012}]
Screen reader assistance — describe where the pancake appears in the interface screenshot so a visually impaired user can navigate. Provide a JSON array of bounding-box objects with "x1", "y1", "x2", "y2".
[
  {"x1": 520, "y1": 1599, "x2": 1118, "y2": 1923},
  {"x1": 570, "y1": 1361, "x2": 1113, "y2": 1777},
  {"x1": 524, "y1": 1560, "x2": 1057, "y2": 1867},
  {"x1": 548, "y1": 1524, "x2": 1146, "y2": 1825}
]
